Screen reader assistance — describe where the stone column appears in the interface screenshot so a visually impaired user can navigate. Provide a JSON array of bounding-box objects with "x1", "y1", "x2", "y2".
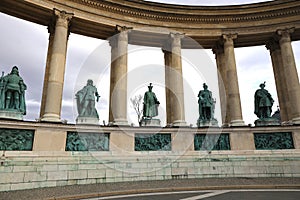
[
  {"x1": 162, "y1": 47, "x2": 173, "y2": 125},
  {"x1": 108, "y1": 26, "x2": 130, "y2": 126},
  {"x1": 166, "y1": 33, "x2": 186, "y2": 127},
  {"x1": 277, "y1": 28, "x2": 300, "y2": 124},
  {"x1": 39, "y1": 22, "x2": 55, "y2": 118},
  {"x1": 266, "y1": 38, "x2": 290, "y2": 122},
  {"x1": 223, "y1": 34, "x2": 244, "y2": 126},
  {"x1": 41, "y1": 9, "x2": 73, "y2": 122},
  {"x1": 213, "y1": 42, "x2": 230, "y2": 126}
]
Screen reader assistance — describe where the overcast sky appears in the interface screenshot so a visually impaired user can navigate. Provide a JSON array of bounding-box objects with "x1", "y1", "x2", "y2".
[{"x1": 0, "y1": 0, "x2": 299, "y2": 126}]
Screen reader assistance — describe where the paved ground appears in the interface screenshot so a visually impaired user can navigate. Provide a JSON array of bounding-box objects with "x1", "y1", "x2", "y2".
[
  {"x1": 84, "y1": 190, "x2": 300, "y2": 200},
  {"x1": 1, "y1": 177, "x2": 300, "y2": 200}
]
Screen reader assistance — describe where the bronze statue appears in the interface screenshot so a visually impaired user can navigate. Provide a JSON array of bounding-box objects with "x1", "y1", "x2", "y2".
[
  {"x1": 254, "y1": 82, "x2": 274, "y2": 119},
  {"x1": 75, "y1": 79, "x2": 100, "y2": 118},
  {"x1": 198, "y1": 83, "x2": 215, "y2": 120},
  {"x1": 0, "y1": 66, "x2": 27, "y2": 114},
  {"x1": 142, "y1": 83, "x2": 160, "y2": 119}
]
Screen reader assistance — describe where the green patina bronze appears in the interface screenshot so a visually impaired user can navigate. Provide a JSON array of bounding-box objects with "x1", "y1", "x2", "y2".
[
  {"x1": 197, "y1": 83, "x2": 218, "y2": 127},
  {"x1": 66, "y1": 132, "x2": 109, "y2": 151},
  {"x1": 254, "y1": 132, "x2": 294, "y2": 150},
  {"x1": 0, "y1": 66, "x2": 27, "y2": 114},
  {"x1": 198, "y1": 83, "x2": 215, "y2": 121},
  {"x1": 75, "y1": 79, "x2": 100, "y2": 118},
  {"x1": 135, "y1": 133, "x2": 171, "y2": 151},
  {"x1": 254, "y1": 82, "x2": 274, "y2": 119},
  {"x1": 142, "y1": 83, "x2": 160, "y2": 119},
  {"x1": 194, "y1": 134, "x2": 230, "y2": 151},
  {"x1": 0, "y1": 128, "x2": 34, "y2": 150}
]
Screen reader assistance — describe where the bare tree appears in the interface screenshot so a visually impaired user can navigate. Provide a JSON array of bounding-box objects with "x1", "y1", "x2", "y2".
[{"x1": 130, "y1": 94, "x2": 143, "y2": 125}]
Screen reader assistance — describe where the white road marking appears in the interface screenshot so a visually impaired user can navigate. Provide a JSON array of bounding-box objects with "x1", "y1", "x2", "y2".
[
  {"x1": 179, "y1": 190, "x2": 230, "y2": 200},
  {"x1": 82, "y1": 189, "x2": 300, "y2": 200},
  {"x1": 85, "y1": 190, "x2": 212, "y2": 200}
]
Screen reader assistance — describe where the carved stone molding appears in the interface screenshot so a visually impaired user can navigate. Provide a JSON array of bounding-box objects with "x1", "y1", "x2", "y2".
[{"x1": 71, "y1": 0, "x2": 300, "y2": 24}]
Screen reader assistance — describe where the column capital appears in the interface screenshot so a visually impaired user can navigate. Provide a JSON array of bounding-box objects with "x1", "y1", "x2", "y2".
[
  {"x1": 115, "y1": 25, "x2": 132, "y2": 33},
  {"x1": 265, "y1": 38, "x2": 280, "y2": 52},
  {"x1": 169, "y1": 32, "x2": 185, "y2": 48},
  {"x1": 222, "y1": 34, "x2": 237, "y2": 45},
  {"x1": 277, "y1": 27, "x2": 295, "y2": 37},
  {"x1": 277, "y1": 27, "x2": 295, "y2": 43},
  {"x1": 53, "y1": 8, "x2": 73, "y2": 28},
  {"x1": 115, "y1": 25, "x2": 132, "y2": 42}
]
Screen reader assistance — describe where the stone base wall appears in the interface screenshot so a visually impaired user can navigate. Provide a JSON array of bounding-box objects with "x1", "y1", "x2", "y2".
[
  {"x1": 0, "y1": 120, "x2": 300, "y2": 191},
  {"x1": 1, "y1": 151, "x2": 300, "y2": 191}
]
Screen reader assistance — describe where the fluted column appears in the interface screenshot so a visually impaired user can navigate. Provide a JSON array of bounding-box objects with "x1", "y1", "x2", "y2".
[
  {"x1": 266, "y1": 38, "x2": 290, "y2": 122},
  {"x1": 109, "y1": 25, "x2": 130, "y2": 126},
  {"x1": 166, "y1": 33, "x2": 186, "y2": 127},
  {"x1": 213, "y1": 41, "x2": 230, "y2": 126},
  {"x1": 162, "y1": 46, "x2": 173, "y2": 125},
  {"x1": 41, "y1": 9, "x2": 73, "y2": 122},
  {"x1": 223, "y1": 34, "x2": 244, "y2": 126},
  {"x1": 277, "y1": 28, "x2": 300, "y2": 124}
]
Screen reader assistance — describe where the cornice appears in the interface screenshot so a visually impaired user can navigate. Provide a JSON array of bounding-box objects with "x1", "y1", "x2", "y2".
[
  {"x1": 71, "y1": 0, "x2": 300, "y2": 24},
  {"x1": 1, "y1": 0, "x2": 300, "y2": 48}
]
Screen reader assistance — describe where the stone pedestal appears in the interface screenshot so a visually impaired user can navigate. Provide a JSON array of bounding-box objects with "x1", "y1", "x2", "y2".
[
  {"x1": 197, "y1": 118, "x2": 218, "y2": 127},
  {"x1": 0, "y1": 110, "x2": 23, "y2": 120},
  {"x1": 254, "y1": 118, "x2": 280, "y2": 126},
  {"x1": 140, "y1": 118, "x2": 161, "y2": 127},
  {"x1": 76, "y1": 117, "x2": 99, "y2": 125}
]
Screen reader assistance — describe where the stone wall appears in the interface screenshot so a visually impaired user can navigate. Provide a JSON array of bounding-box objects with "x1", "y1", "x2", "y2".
[
  {"x1": 1, "y1": 151, "x2": 300, "y2": 191},
  {"x1": 0, "y1": 121, "x2": 300, "y2": 191}
]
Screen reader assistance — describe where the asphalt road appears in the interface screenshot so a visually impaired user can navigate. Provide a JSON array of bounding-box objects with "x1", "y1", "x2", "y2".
[{"x1": 83, "y1": 190, "x2": 300, "y2": 200}]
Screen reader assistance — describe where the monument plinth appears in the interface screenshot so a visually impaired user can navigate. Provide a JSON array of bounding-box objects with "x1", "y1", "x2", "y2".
[
  {"x1": 197, "y1": 118, "x2": 218, "y2": 127},
  {"x1": 254, "y1": 118, "x2": 280, "y2": 126},
  {"x1": 0, "y1": 110, "x2": 23, "y2": 120},
  {"x1": 76, "y1": 116, "x2": 99, "y2": 125},
  {"x1": 140, "y1": 118, "x2": 161, "y2": 127}
]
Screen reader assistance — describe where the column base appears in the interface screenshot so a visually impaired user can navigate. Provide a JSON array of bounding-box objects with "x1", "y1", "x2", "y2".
[
  {"x1": 171, "y1": 120, "x2": 188, "y2": 127},
  {"x1": 292, "y1": 117, "x2": 300, "y2": 125},
  {"x1": 230, "y1": 119, "x2": 245, "y2": 127},
  {"x1": 221, "y1": 123, "x2": 230, "y2": 128},
  {"x1": 40, "y1": 113, "x2": 61, "y2": 123}
]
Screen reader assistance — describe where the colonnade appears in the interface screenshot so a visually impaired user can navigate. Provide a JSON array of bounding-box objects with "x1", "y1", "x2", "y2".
[{"x1": 39, "y1": 9, "x2": 300, "y2": 126}]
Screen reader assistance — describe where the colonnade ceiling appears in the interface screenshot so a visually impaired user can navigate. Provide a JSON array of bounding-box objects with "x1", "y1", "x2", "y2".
[{"x1": 0, "y1": 0, "x2": 300, "y2": 48}]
